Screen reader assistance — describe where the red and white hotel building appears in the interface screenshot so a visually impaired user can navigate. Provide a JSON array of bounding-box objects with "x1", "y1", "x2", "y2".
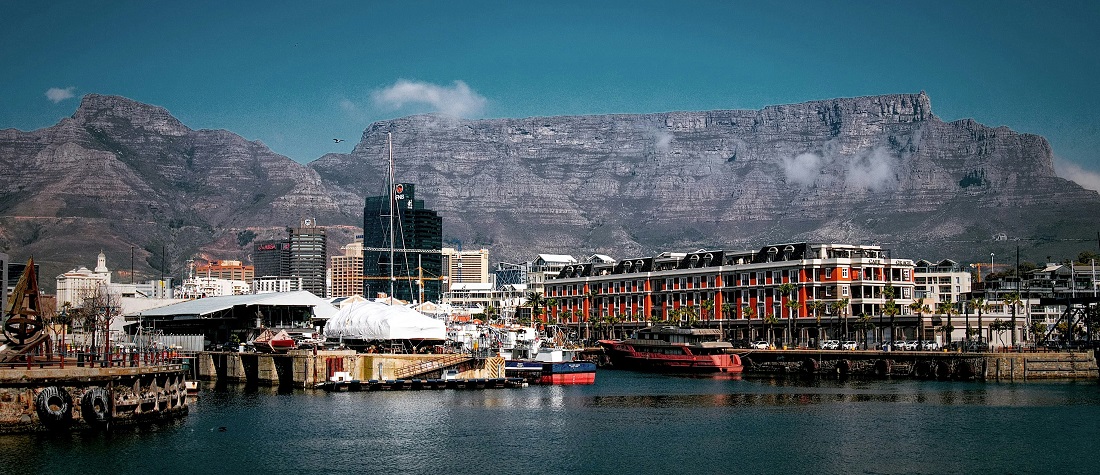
[{"x1": 544, "y1": 242, "x2": 918, "y2": 345}]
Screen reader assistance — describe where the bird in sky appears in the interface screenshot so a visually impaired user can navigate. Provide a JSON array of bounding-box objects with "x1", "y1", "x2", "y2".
[{"x1": 333, "y1": 138, "x2": 344, "y2": 143}]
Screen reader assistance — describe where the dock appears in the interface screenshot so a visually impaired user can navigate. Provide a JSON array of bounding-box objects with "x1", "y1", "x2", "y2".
[{"x1": 318, "y1": 377, "x2": 528, "y2": 392}]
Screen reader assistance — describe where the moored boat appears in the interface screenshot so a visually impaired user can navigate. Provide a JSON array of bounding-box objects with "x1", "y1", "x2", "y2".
[
  {"x1": 503, "y1": 329, "x2": 596, "y2": 385},
  {"x1": 599, "y1": 326, "x2": 743, "y2": 374}
]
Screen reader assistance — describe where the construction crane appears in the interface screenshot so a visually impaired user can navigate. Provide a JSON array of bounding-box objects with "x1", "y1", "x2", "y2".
[
  {"x1": 969, "y1": 262, "x2": 1010, "y2": 283},
  {"x1": 363, "y1": 247, "x2": 444, "y2": 303}
]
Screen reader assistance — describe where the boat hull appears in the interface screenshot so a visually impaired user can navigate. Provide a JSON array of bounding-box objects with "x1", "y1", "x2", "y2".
[
  {"x1": 505, "y1": 360, "x2": 597, "y2": 385},
  {"x1": 599, "y1": 341, "x2": 743, "y2": 374}
]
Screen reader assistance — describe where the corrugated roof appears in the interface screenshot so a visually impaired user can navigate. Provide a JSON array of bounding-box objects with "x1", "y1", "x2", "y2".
[{"x1": 135, "y1": 290, "x2": 338, "y2": 319}]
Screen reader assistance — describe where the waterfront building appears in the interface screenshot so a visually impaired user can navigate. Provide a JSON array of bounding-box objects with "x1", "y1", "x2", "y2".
[
  {"x1": 329, "y1": 238, "x2": 364, "y2": 298},
  {"x1": 363, "y1": 183, "x2": 443, "y2": 303},
  {"x1": 290, "y1": 218, "x2": 328, "y2": 298},
  {"x1": 527, "y1": 254, "x2": 578, "y2": 295},
  {"x1": 442, "y1": 247, "x2": 490, "y2": 290},
  {"x1": 253, "y1": 239, "x2": 291, "y2": 279},
  {"x1": 543, "y1": 243, "x2": 916, "y2": 346},
  {"x1": 195, "y1": 260, "x2": 254, "y2": 283},
  {"x1": 977, "y1": 261, "x2": 1100, "y2": 348},
  {"x1": 252, "y1": 276, "x2": 303, "y2": 294}
]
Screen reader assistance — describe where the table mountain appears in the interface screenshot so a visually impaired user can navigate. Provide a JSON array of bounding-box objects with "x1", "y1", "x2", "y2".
[
  {"x1": 2, "y1": 92, "x2": 1097, "y2": 291},
  {"x1": 313, "y1": 92, "x2": 1100, "y2": 267}
]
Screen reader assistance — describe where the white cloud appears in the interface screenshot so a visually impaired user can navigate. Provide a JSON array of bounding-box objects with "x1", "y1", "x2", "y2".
[
  {"x1": 1054, "y1": 157, "x2": 1100, "y2": 193},
  {"x1": 654, "y1": 130, "x2": 673, "y2": 153},
  {"x1": 782, "y1": 144, "x2": 898, "y2": 191},
  {"x1": 782, "y1": 152, "x2": 824, "y2": 188},
  {"x1": 845, "y1": 147, "x2": 897, "y2": 192},
  {"x1": 371, "y1": 79, "x2": 486, "y2": 118},
  {"x1": 45, "y1": 87, "x2": 76, "y2": 103}
]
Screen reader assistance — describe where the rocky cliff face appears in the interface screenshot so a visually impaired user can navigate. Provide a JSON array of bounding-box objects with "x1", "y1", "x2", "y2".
[
  {"x1": 0, "y1": 95, "x2": 362, "y2": 286},
  {"x1": 312, "y1": 92, "x2": 1098, "y2": 265},
  {"x1": 2, "y1": 92, "x2": 1096, "y2": 290}
]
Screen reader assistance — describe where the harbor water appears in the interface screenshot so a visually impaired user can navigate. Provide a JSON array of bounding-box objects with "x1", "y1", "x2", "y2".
[{"x1": 2, "y1": 370, "x2": 1098, "y2": 474}]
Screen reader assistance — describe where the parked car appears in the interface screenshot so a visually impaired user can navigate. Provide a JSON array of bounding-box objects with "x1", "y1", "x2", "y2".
[
  {"x1": 750, "y1": 341, "x2": 770, "y2": 349},
  {"x1": 841, "y1": 341, "x2": 857, "y2": 350},
  {"x1": 821, "y1": 340, "x2": 840, "y2": 350},
  {"x1": 920, "y1": 341, "x2": 939, "y2": 351}
]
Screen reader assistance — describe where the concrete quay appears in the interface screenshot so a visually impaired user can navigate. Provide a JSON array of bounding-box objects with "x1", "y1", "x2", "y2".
[
  {"x1": 737, "y1": 349, "x2": 1099, "y2": 381},
  {"x1": 197, "y1": 350, "x2": 506, "y2": 388}
]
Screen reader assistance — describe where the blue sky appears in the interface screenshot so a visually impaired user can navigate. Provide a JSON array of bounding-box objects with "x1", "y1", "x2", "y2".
[{"x1": 2, "y1": 1, "x2": 1099, "y2": 189}]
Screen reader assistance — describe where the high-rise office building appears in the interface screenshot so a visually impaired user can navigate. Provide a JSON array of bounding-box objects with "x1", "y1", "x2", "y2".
[
  {"x1": 254, "y1": 239, "x2": 291, "y2": 278},
  {"x1": 442, "y1": 247, "x2": 490, "y2": 290},
  {"x1": 290, "y1": 218, "x2": 327, "y2": 298},
  {"x1": 329, "y1": 237, "x2": 364, "y2": 298},
  {"x1": 363, "y1": 183, "x2": 443, "y2": 303}
]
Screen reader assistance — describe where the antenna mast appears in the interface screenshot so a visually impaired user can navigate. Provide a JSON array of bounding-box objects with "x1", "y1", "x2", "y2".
[{"x1": 388, "y1": 132, "x2": 396, "y2": 301}]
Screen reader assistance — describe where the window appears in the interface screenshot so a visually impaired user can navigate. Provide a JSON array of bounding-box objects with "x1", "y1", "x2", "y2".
[
  {"x1": 903, "y1": 269, "x2": 910, "y2": 280},
  {"x1": 842, "y1": 285, "x2": 849, "y2": 297},
  {"x1": 841, "y1": 267, "x2": 849, "y2": 278}
]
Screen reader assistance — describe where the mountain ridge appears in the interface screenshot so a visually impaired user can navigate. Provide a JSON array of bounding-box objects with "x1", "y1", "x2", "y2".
[{"x1": 1, "y1": 92, "x2": 1096, "y2": 292}]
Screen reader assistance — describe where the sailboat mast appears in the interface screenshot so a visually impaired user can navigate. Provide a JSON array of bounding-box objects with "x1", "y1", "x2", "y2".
[{"x1": 387, "y1": 132, "x2": 396, "y2": 300}]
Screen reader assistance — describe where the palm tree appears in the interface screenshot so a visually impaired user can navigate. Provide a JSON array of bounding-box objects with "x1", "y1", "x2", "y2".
[
  {"x1": 777, "y1": 283, "x2": 796, "y2": 346},
  {"x1": 937, "y1": 301, "x2": 958, "y2": 347},
  {"x1": 971, "y1": 297, "x2": 989, "y2": 345},
  {"x1": 1003, "y1": 292, "x2": 1023, "y2": 347},
  {"x1": 742, "y1": 306, "x2": 757, "y2": 341},
  {"x1": 854, "y1": 314, "x2": 875, "y2": 349},
  {"x1": 784, "y1": 299, "x2": 800, "y2": 347},
  {"x1": 763, "y1": 312, "x2": 779, "y2": 347},
  {"x1": 909, "y1": 297, "x2": 930, "y2": 348},
  {"x1": 882, "y1": 284, "x2": 897, "y2": 344},
  {"x1": 524, "y1": 291, "x2": 545, "y2": 325},
  {"x1": 701, "y1": 299, "x2": 715, "y2": 327},
  {"x1": 831, "y1": 297, "x2": 850, "y2": 340},
  {"x1": 544, "y1": 297, "x2": 558, "y2": 325},
  {"x1": 808, "y1": 300, "x2": 827, "y2": 345},
  {"x1": 720, "y1": 302, "x2": 733, "y2": 340},
  {"x1": 583, "y1": 289, "x2": 599, "y2": 341}
]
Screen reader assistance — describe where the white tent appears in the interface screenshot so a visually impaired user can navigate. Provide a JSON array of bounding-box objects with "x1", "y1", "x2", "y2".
[{"x1": 323, "y1": 301, "x2": 446, "y2": 341}]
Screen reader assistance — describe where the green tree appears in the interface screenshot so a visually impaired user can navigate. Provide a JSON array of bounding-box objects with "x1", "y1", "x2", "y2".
[
  {"x1": 937, "y1": 301, "x2": 958, "y2": 346},
  {"x1": 970, "y1": 297, "x2": 989, "y2": 344},
  {"x1": 777, "y1": 283, "x2": 797, "y2": 346},
  {"x1": 990, "y1": 319, "x2": 1010, "y2": 348},
  {"x1": 808, "y1": 300, "x2": 827, "y2": 345},
  {"x1": 882, "y1": 284, "x2": 898, "y2": 344},
  {"x1": 909, "y1": 297, "x2": 930, "y2": 348},
  {"x1": 743, "y1": 306, "x2": 757, "y2": 341},
  {"x1": 1003, "y1": 292, "x2": 1023, "y2": 347},
  {"x1": 524, "y1": 291, "x2": 545, "y2": 324},
  {"x1": 853, "y1": 314, "x2": 875, "y2": 349},
  {"x1": 831, "y1": 297, "x2": 850, "y2": 340},
  {"x1": 763, "y1": 312, "x2": 779, "y2": 347},
  {"x1": 544, "y1": 297, "x2": 558, "y2": 325},
  {"x1": 701, "y1": 299, "x2": 715, "y2": 326}
]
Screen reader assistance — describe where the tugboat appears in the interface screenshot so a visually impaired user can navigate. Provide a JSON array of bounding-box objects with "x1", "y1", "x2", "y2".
[
  {"x1": 599, "y1": 326, "x2": 743, "y2": 374},
  {"x1": 503, "y1": 327, "x2": 596, "y2": 385}
]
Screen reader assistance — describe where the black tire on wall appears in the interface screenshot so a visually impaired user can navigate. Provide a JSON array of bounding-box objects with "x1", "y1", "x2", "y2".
[
  {"x1": 35, "y1": 386, "x2": 74, "y2": 429},
  {"x1": 81, "y1": 387, "x2": 113, "y2": 427}
]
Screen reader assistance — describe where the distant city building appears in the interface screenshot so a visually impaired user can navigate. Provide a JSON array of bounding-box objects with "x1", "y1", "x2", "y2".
[
  {"x1": 442, "y1": 247, "x2": 490, "y2": 290},
  {"x1": 290, "y1": 218, "x2": 328, "y2": 298},
  {"x1": 527, "y1": 254, "x2": 578, "y2": 294},
  {"x1": 177, "y1": 277, "x2": 251, "y2": 298},
  {"x1": 363, "y1": 183, "x2": 443, "y2": 303},
  {"x1": 329, "y1": 238, "x2": 364, "y2": 298},
  {"x1": 253, "y1": 239, "x2": 291, "y2": 279},
  {"x1": 195, "y1": 260, "x2": 254, "y2": 283},
  {"x1": 493, "y1": 262, "x2": 527, "y2": 289},
  {"x1": 55, "y1": 251, "x2": 114, "y2": 308},
  {"x1": 252, "y1": 276, "x2": 303, "y2": 294}
]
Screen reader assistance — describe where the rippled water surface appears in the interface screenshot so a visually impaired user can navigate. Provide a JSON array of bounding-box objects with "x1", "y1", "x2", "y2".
[{"x1": 3, "y1": 371, "x2": 1099, "y2": 474}]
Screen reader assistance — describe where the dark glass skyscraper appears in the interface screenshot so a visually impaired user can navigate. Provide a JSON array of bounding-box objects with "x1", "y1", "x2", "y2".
[
  {"x1": 363, "y1": 183, "x2": 443, "y2": 303},
  {"x1": 253, "y1": 239, "x2": 291, "y2": 278},
  {"x1": 290, "y1": 219, "x2": 327, "y2": 298}
]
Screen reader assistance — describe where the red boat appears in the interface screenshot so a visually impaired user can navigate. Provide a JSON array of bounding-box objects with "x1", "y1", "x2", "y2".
[
  {"x1": 599, "y1": 326, "x2": 743, "y2": 374},
  {"x1": 252, "y1": 328, "x2": 297, "y2": 353}
]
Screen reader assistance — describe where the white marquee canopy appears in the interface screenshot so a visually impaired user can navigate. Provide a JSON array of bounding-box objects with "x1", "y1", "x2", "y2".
[{"x1": 323, "y1": 301, "x2": 446, "y2": 341}]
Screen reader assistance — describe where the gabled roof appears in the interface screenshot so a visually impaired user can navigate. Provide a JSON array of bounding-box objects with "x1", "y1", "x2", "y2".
[
  {"x1": 133, "y1": 290, "x2": 338, "y2": 319},
  {"x1": 536, "y1": 254, "x2": 577, "y2": 264}
]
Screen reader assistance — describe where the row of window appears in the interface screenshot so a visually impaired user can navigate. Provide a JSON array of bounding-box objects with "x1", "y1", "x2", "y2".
[{"x1": 549, "y1": 268, "x2": 912, "y2": 297}]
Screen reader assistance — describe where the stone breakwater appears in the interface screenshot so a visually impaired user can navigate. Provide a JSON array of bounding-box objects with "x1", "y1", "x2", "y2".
[{"x1": 0, "y1": 364, "x2": 189, "y2": 433}]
